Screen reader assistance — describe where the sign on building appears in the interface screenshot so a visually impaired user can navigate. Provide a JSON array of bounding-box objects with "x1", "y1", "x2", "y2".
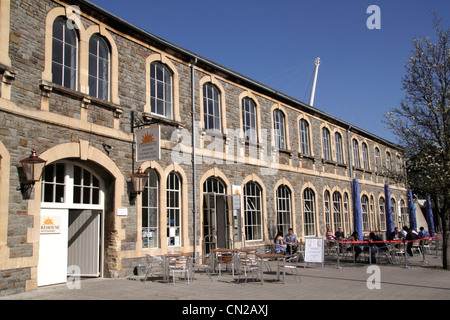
[
  {"x1": 40, "y1": 215, "x2": 62, "y2": 234},
  {"x1": 135, "y1": 126, "x2": 161, "y2": 162}
]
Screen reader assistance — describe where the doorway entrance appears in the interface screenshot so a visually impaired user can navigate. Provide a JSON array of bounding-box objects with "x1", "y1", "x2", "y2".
[{"x1": 38, "y1": 162, "x2": 105, "y2": 287}]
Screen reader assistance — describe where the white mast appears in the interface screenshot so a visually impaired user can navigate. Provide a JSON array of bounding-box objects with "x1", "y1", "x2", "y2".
[{"x1": 309, "y1": 57, "x2": 321, "y2": 106}]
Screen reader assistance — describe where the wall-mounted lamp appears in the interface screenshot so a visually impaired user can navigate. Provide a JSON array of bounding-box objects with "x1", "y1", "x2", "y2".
[
  {"x1": 130, "y1": 167, "x2": 148, "y2": 195},
  {"x1": 20, "y1": 149, "x2": 47, "y2": 187}
]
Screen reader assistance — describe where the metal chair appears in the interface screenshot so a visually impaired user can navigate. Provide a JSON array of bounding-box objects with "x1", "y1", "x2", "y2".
[
  {"x1": 374, "y1": 245, "x2": 394, "y2": 265},
  {"x1": 191, "y1": 254, "x2": 212, "y2": 281},
  {"x1": 236, "y1": 253, "x2": 262, "y2": 285},
  {"x1": 169, "y1": 255, "x2": 192, "y2": 285},
  {"x1": 411, "y1": 241, "x2": 422, "y2": 257},
  {"x1": 215, "y1": 251, "x2": 235, "y2": 277},
  {"x1": 279, "y1": 252, "x2": 301, "y2": 283},
  {"x1": 142, "y1": 254, "x2": 165, "y2": 282}
]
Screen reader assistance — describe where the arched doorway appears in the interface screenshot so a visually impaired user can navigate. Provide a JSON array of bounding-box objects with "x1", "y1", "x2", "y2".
[
  {"x1": 202, "y1": 177, "x2": 229, "y2": 253},
  {"x1": 38, "y1": 160, "x2": 105, "y2": 287}
]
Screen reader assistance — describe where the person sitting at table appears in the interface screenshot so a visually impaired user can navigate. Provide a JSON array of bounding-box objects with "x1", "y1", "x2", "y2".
[
  {"x1": 335, "y1": 226, "x2": 345, "y2": 240},
  {"x1": 405, "y1": 227, "x2": 418, "y2": 256},
  {"x1": 325, "y1": 227, "x2": 336, "y2": 241},
  {"x1": 346, "y1": 231, "x2": 362, "y2": 261},
  {"x1": 334, "y1": 226, "x2": 345, "y2": 253},
  {"x1": 368, "y1": 232, "x2": 388, "y2": 264},
  {"x1": 284, "y1": 228, "x2": 297, "y2": 255},
  {"x1": 389, "y1": 227, "x2": 401, "y2": 241},
  {"x1": 274, "y1": 230, "x2": 287, "y2": 254}
]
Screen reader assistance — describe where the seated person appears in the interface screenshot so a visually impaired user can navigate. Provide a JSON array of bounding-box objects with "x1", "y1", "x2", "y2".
[
  {"x1": 418, "y1": 226, "x2": 430, "y2": 247},
  {"x1": 284, "y1": 228, "x2": 297, "y2": 255},
  {"x1": 325, "y1": 227, "x2": 336, "y2": 241},
  {"x1": 335, "y1": 226, "x2": 345, "y2": 240},
  {"x1": 368, "y1": 232, "x2": 388, "y2": 264},
  {"x1": 346, "y1": 232, "x2": 362, "y2": 261},
  {"x1": 274, "y1": 231, "x2": 287, "y2": 254},
  {"x1": 389, "y1": 227, "x2": 401, "y2": 241}
]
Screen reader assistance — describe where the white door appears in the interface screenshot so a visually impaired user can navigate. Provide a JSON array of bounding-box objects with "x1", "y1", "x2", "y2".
[{"x1": 37, "y1": 208, "x2": 69, "y2": 287}]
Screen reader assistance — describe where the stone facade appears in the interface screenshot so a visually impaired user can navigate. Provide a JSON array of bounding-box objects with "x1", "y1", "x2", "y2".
[{"x1": 0, "y1": 0, "x2": 407, "y2": 295}]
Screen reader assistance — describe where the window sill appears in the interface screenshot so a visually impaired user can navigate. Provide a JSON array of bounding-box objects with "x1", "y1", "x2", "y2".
[
  {"x1": 39, "y1": 79, "x2": 123, "y2": 115},
  {"x1": 298, "y1": 153, "x2": 316, "y2": 162}
]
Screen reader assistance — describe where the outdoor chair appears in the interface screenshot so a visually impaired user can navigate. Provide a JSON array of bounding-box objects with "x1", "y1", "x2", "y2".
[
  {"x1": 191, "y1": 254, "x2": 212, "y2": 281},
  {"x1": 374, "y1": 245, "x2": 394, "y2": 265},
  {"x1": 142, "y1": 254, "x2": 165, "y2": 282},
  {"x1": 326, "y1": 241, "x2": 338, "y2": 256},
  {"x1": 215, "y1": 251, "x2": 235, "y2": 277},
  {"x1": 236, "y1": 253, "x2": 262, "y2": 285},
  {"x1": 169, "y1": 255, "x2": 191, "y2": 285},
  {"x1": 411, "y1": 241, "x2": 422, "y2": 257},
  {"x1": 421, "y1": 239, "x2": 431, "y2": 254},
  {"x1": 279, "y1": 252, "x2": 301, "y2": 283},
  {"x1": 256, "y1": 249, "x2": 273, "y2": 273}
]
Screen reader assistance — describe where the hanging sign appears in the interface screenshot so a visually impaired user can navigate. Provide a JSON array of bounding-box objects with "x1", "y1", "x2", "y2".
[
  {"x1": 40, "y1": 215, "x2": 61, "y2": 234},
  {"x1": 136, "y1": 125, "x2": 161, "y2": 162}
]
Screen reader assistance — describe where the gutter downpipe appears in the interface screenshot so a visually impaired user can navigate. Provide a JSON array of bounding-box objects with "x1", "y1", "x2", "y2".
[{"x1": 191, "y1": 57, "x2": 198, "y2": 258}]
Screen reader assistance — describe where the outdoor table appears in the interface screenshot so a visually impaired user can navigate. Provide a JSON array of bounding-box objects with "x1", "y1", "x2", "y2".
[{"x1": 256, "y1": 253, "x2": 285, "y2": 284}]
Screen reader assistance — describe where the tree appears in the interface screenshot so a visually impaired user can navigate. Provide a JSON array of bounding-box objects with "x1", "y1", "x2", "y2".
[{"x1": 384, "y1": 13, "x2": 449, "y2": 269}]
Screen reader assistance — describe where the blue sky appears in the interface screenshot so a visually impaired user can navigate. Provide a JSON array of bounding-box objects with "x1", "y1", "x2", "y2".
[{"x1": 89, "y1": 0, "x2": 449, "y2": 143}]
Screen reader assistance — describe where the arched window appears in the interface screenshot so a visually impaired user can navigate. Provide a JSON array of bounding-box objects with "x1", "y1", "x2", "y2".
[
  {"x1": 52, "y1": 17, "x2": 78, "y2": 90},
  {"x1": 396, "y1": 155, "x2": 402, "y2": 173},
  {"x1": 335, "y1": 132, "x2": 343, "y2": 164},
  {"x1": 273, "y1": 109, "x2": 286, "y2": 149},
  {"x1": 242, "y1": 98, "x2": 258, "y2": 142},
  {"x1": 379, "y1": 197, "x2": 386, "y2": 231},
  {"x1": 375, "y1": 147, "x2": 381, "y2": 172},
  {"x1": 361, "y1": 195, "x2": 370, "y2": 231},
  {"x1": 203, "y1": 177, "x2": 226, "y2": 194},
  {"x1": 303, "y1": 188, "x2": 316, "y2": 236},
  {"x1": 324, "y1": 190, "x2": 331, "y2": 229},
  {"x1": 167, "y1": 172, "x2": 181, "y2": 246},
  {"x1": 150, "y1": 62, "x2": 173, "y2": 119},
  {"x1": 41, "y1": 163, "x2": 102, "y2": 206},
  {"x1": 322, "y1": 128, "x2": 332, "y2": 161},
  {"x1": 400, "y1": 199, "x2": 409, "y2": 227},
  {"x1": 343, "y1": 192, "x2": 350, "y2": 235},
  {"x1": 142, "y1": 169, "x2": 159, "y2": 248},
  {"x1": 276, "y1": 185, "x2": 292, "y2": 235},
  {"x1": 89, "y1": 34, "x2": 110, "y2": 101},
  {"x1": 391, "y1": 198, "x2": 398, "y2": 228},
  {"x1": 370, "y1": 195, "x2": 376, "y2": 230},
  {"x1": 299, "y1": 119, "x2": 311, "y2": 155},
  {"x1": 362, "y1": 143, "x2": 369, "y2": 170},
  {"x1": 386, "y1": 151, "x2": 391, "y2": 171},
  {"x1": 203, "y1": 83, "x2": 221, "y2": 132},
  {"x1": 244, "y1": 181, "x2": 263, "y2": 241},
  {"x1": 352, "y1": 139, "x2": 360, "y2": 168},
  {"x1": 332, "y1": 192, "x2": 343, "y2": 232},
  {"x1": 242, "y1": 97, "x2": 257, "y2": 142}
]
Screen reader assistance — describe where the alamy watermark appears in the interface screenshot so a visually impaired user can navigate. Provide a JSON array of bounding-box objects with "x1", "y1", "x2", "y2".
[
  {"x1": 366, "y1": 265, "x2": 381, "y2": 290},
  {"x1": 367, "y1": 5, "x2": 381, "y2": 30},
  {"x1": 170, "y1": 122, "x2": 281, "y2": 176}
]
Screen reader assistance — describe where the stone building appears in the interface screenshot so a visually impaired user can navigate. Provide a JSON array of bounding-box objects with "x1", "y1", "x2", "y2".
[{"x1": 0, "y1": 0, "x2": 408, "y2": 295}]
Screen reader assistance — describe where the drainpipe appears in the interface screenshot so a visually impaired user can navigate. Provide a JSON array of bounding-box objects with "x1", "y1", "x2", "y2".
[{"x1": 191, "y1": 57, "x2": 198, "y2": 258}]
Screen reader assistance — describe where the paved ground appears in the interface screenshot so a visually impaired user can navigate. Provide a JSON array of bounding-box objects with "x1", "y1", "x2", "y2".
[{"x1": 2, "y1": 252, "x2": 449, "y2": 301}]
